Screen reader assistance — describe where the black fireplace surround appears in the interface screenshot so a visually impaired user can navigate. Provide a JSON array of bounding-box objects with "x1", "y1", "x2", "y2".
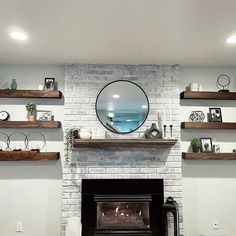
[{"x1": 82, "y1": 179, "x2": 178, "y2": 236}]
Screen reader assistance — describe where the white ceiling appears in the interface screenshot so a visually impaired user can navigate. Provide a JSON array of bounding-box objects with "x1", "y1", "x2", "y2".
[{"x1": 1, "y1": 0, "x2": 236, "y2": 66}]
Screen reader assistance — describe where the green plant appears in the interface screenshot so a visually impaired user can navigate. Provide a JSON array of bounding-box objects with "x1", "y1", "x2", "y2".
[
  {"x1": 26, "y1": 102, "x2": 37, "y2": 115},
  {"x1": 191, "y1": 137, "x2": 200, "y2": 146},
  {"x1": 64, "y1": 128, "x2": 76, "y2": 162}
]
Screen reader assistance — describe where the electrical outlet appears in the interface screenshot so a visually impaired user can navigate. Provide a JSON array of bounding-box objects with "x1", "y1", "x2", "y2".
[
  {"x1": 212, "y1": 219, "x2": 219, "y2": 230},
  {"x1": 16, "y1": 221, "x2": 23, "y2": 232}
]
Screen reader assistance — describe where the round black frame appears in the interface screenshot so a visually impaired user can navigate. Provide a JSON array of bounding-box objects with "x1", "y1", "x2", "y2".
[
  {"x1": 95, "y1": 80, "x2": 150, "y2": 134},
  {"x1": 217, "y1": 74, "x2": 230, "y2": 90}
]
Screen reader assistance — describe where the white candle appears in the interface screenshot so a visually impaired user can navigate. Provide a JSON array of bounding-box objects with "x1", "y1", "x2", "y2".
[
  {"x1": 169, "y1": 107, "x2": 172, "y2": 124},
  {"x1": 163, "y1": 107, "x2": 166, "y2": 124}
]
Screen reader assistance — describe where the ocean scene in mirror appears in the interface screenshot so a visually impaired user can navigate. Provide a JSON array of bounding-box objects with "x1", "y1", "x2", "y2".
[{"x1": 96, "y1": 80, "x2": 149, "y2": 134}]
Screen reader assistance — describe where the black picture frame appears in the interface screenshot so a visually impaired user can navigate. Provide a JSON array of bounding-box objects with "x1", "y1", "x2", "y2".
[
  {"x1": 200, "y1": 138, "x2": 213, "y2": 153},
  {"x1": 44, "y1": 78, "x2": 55, "y2": 90},
  {"x1": 208, "y1": 108, "x2": 222, "y2": 122}
]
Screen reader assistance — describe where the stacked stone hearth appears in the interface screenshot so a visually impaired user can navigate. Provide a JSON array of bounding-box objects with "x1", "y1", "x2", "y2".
[{"x1": 62, "y1": 64, "x2": 182, "y2": 235}]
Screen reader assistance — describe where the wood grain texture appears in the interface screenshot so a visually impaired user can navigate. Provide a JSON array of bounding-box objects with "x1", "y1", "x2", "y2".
[
  {"x1": 0, "y1": 121, "x2": 61, "y2": 128},
  {"x1": 0, "y1": 89, "x2": 62, "y2": 98},
  {"x1": 0, "y1": 151, "x2": 60, "y2": 161},
  {"x1": 73, "y1": 139, "x2": 178, "y2": 148},
  {"x1": 180, "y1": 91, "x2": 236, "y2": 100},
  {"x1": 182, "y1": 152, "x2": 236, "y2": 160},
  {"x1": 181, "y1": 122, "x2": 236, "y2": 129}
]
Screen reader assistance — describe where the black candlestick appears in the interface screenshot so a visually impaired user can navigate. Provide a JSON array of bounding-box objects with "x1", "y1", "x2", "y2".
[
  {"x1": 163, "y1": 125, "x2": 167, "y2": 138},
  {"x1": 170, "y1": 125, "x2": 173, "y2": 138}
]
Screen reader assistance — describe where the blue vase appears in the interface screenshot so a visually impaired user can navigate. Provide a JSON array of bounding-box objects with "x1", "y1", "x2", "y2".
[{"x1": 11, "y1": 79, "x2": 17, "y2": 90}]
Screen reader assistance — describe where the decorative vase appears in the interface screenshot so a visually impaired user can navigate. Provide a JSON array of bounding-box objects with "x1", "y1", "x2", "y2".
[
  {"x1": 79, "y1": 129, "x2": 92, "y2": 139},
  {"x1": 28, "y1": 114, "x2": 36, "y2": 122},
  {"x1": 192, "y1": 145, "x2": 200, "y2": 153},
  {"x1": 145, "y1": 123, "x2": 162, "y2": 139},
  {"x1": 11, "y1": 79, "x2": 17, "y2": 90}
]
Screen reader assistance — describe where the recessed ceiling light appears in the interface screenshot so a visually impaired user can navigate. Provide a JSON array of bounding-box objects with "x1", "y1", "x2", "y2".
[
  {"x1": 141, "y1": 105, "x2": 147, "y2": 109},
  {"x1": 113, "y1": 94, "x2": 120, "y2": 99},
  {"x1": 126, "y1": 119, "x2": 132, "y2": 122},
  {"x1": 226, "y1": 35, "x2": 236, "y2": 44},
  {"x1": 10, "y1": 31, "x2": 28, "y2": 41}
]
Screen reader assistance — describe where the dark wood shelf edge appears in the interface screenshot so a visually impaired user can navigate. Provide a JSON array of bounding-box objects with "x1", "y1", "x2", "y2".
[
  {"x1": 0, "y1": 90, "x2": 62, "y2": 98},
  {"x1": 180, "y1": 91, "x2": 236, "y2": 100},
  {"x1": 182, "y1": 152, "x2": 236, "y2": 160},
  {"x1": 0, "y1": 121, "x2": 61, "y2": 128},
  {"x1": 0, "y1": 152, "x2": 60, "y2": 161},
  {"x1": 181, "y1": 122, "x2": 236, "y2": 129},
  {"x1": 73, "y1": 139, "x2": 178, "y2": 148}
]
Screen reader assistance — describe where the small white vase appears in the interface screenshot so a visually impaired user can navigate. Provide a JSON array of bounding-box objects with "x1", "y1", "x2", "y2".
[{"x1": 79, "y1": 130, "x2": 92, "y2": 139}]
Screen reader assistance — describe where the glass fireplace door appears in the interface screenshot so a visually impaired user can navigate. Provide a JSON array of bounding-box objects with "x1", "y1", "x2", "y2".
[{"x1": 95, "y1": 195, "x2": 151, "y2": 230}]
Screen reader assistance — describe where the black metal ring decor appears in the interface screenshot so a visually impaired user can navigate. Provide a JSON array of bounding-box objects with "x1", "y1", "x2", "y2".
[
  {"x1": 217, "y1": 74, "x2": 230, "y2": 91},
  {"x1": 7, "y1": 132, "x2": 28, "y2": 151},
  {"x1": 25, "y1": 131, "x2": 46, "y2": 151},
  {"x1": 0, "y1": 132, "x2": 10, "y2": 150}
]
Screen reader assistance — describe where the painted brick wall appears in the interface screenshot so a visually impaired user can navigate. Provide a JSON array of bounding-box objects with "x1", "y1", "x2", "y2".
[{"x1": 63, "y1": 64, "x2": 182, "y2": 235}]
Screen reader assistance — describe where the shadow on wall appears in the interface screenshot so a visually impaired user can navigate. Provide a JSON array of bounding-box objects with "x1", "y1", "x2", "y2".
[
  {"x1": 183, "y1": 161, "x2": 236, "y2": 178},
  {"x1": 0, "y1": 161, "x2": 62, "y2": 179}
]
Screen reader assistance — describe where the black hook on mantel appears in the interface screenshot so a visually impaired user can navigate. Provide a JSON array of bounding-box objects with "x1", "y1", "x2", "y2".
[{"x1": 163, "y1": 196, "x2": 180, "y2": 236}]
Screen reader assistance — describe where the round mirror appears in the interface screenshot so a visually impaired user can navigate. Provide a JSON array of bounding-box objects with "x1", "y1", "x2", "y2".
[{"x1": 96, "y1": 80, "x2": 149, "y2": 134}]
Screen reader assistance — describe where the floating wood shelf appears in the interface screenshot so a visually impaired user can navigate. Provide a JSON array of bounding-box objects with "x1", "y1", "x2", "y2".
[
  {"x1": 0, "y1": 151, "x2": 60, "y2": 161},
  {"x1": 181, "y1": 122, "x2": 236, "y2": 129},
  {"x1": 73, "y1": 139, "x2": 178, "y2": 148},
  {"x1": 182, "y1": 152, "x2": 236, "y2": 160},
  {"x1": 180, "y1": 91, "x2": 236, "y2": 100},
  {"x1": 0, "y1": 89, "x2": 62, "y2": 98},
  {"x1": 0, "y1": 121, "x2": 61, "y2": 129}
]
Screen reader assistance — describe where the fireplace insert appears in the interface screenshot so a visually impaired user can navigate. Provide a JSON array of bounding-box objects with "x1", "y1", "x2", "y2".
[{"x1": 82, "y1": 179, "x2": 165, "y2": 236}]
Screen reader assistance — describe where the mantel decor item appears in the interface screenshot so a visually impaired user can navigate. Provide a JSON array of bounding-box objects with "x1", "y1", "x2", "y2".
[
  {"x1": 200, "y1": 138, "x2": 213, "y2": 153},
  {"x1": 26, "y1": 102, "x2": 37, "y2": 122},
  {"x1": 44, "y1": 78, "x2": 55, "y2": 90},
  {"x1": 189, "y1": 111, "x2": 205, "y2": 122},
  {"x1": 96, "y1": 80, "x2": 149, "y2": 134},
  {"x1": 7, "y1": 132, "x2": 27, "y2": 151},
  {"x1": 217, "y1": 74, "x2": 230, "y2": 92},
  {"x1": 11, "y1": 79, "x2": 17, "y2": 90},
  {"x1": 145, "y1": 123, "x2": 162, "y2": 139},
  {"x1": 0, "y1": 132, "x2": 9, "y2": 150},
  {"x1": 36, "y1": 110, "x2": 52, "y2": 121},
  {"x1": 208, "y1": 108, "x2": 222, "y2": 122},
  {"x1": 26, "y1": 131, "x2": 46, "y2": 151},
  {"x1": 0, "y1": 111, "x2": 10, "y2": 121},
  {"x1": 79, "y1": 129, "x2": 92, "y2": 139},
  {"x1": 191, "y1": 137, "x2": 200, "y2": 153}
]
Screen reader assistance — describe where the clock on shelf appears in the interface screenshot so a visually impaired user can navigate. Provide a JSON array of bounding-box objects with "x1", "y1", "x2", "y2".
[{"x1": 0, "y1": 111, "x2": 10, "y2": 121}]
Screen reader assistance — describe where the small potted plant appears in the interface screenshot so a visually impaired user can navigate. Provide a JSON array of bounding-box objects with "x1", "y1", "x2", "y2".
[
  {"x1": 191, "y1": 137, "x2": 200, "y2": 153},
  {"x1": 26, "y1": 102, "x2": 37, "y2": 122}
]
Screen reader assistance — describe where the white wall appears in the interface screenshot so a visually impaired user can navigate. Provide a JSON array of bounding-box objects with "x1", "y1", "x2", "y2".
[
  {"x1": 181, "y1": 67, "x2": 236, "y2": 236},
  {"x1": 0, "y1": 65, "x2": 65, "y2": 236}
]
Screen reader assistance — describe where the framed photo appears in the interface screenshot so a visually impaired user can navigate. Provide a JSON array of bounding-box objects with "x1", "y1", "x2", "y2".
[
  {"x1": 36, "y1": 110, "x2": 52, "y2": 121},
  {"x1": 208, "y1": 108, "x2": 222, "y2": 122},
  {"x1": 44, "y1": 78, "x2": 55, "y2": 90},
  {"x1": 200, "y1": 138, "x2": 213, "y2": 153},
  {"x1": 213, "y1": 144, "x2": 220, "y2": 153}
]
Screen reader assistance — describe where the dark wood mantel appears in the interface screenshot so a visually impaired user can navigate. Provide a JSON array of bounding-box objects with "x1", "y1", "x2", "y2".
[{"x1": 73, "y1": 139, "x2": 178, "y2": 148}]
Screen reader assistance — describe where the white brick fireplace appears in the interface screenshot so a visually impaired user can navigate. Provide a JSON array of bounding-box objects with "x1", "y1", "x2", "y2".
[{"x1": 62, "y1": 64, "x2": 182, "y2": 235}]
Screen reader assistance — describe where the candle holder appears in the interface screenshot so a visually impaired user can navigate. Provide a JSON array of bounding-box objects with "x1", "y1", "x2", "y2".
[
  {"x1": 170, "y1": 124, "x2": 173, "y2": 138},
  {"x1": 163, "y1": 125, "x2": 167, "y2": 139}
]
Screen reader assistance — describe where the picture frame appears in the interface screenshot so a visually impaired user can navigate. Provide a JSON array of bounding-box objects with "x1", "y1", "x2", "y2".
[
  {"x1": 213, "y1": 144, "x2": 220, "y2": 153},
  {"x1": 36, "y1": 110, "x2": 52, "y2": 121},
  {"x1": 44, "y1": 78, "x2": 55, "y2": 90},
  {"x1": 200, "y1": 138, "x2": 213, "y2": 153},
  {"x1": 208, "y1": 108, "x2": 222, "y2": 122}
]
